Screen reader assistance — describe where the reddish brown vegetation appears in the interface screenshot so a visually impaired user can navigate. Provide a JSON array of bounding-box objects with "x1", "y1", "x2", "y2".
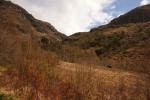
[{"x1": 0, "y1": 39, "x2": 83, "y2": 100}]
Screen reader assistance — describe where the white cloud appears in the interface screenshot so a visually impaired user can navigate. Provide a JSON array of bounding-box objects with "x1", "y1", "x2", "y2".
[
  {"x1": 140, "y1": 0, "x2": 150, "y2": 5},
  {"x1": 10, "y1": 0, "x2": 116, "y2": 35}
]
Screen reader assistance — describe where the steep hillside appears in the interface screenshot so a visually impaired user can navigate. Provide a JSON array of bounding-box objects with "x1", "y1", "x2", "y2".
[
  {"x1": 109, "y1": 4, "x2": 150, "y2": 25},
  {"x1": 0, "y1": 1, "x2": 150, "y2": 99},
  {"x1": 63, "y1": 4, "x2": 150, "y2": 73},
  {"x1": 0, "y1": 0, "x2": 68, "y2": 65},
  {"x1": 65, "y1": 22, "x2": 150, "y2": 55},
  {"x1": 0, "y1": 0, "x2": 66, "y2": 40},
  {"x1": 65, "y1": 4, "x2": 150, "y2": 48},
  {"x1": 101, "y1": 38, "x2": 150, "y2": 74}
]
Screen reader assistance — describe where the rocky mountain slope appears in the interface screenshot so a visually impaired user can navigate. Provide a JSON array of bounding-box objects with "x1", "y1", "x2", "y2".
[
  {"x1": 0, "y1": 0, "x2": 68, "y2": 65},
  {"x1": 0, "y1": 0, "x2": 67, "y2": 49},
  {"x1": 0, "y1": 0, "x2": 66, "y2": 40}
]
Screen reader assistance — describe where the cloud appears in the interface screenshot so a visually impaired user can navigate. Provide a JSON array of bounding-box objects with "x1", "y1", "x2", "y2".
[
  {"x1": 10, "y1": 0, "x2": 116, "y2": 35},
  {"x1": 140, "y1": 0, "x2": 150, "y2": 5}
]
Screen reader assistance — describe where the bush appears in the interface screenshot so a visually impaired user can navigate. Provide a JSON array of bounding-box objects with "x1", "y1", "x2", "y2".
[{"x1": 0, "y1": 92, "x2": 16, "y2": 100}]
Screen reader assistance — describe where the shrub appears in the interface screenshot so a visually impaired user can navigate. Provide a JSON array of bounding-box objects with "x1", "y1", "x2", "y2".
[{"x1": 0, "y1": 92, "x2": 16, "y2": 100}]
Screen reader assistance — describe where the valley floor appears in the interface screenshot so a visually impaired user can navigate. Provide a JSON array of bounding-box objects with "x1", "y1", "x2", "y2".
[{"x1": 0, "y1": 62, "x2": 149, "y2": 100}]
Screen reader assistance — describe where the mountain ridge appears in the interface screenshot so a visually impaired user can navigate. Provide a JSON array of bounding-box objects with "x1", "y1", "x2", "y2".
[
  {"x1": 63, "y1": 4, "x2": 150, "y2": 73},
  {"x1": 109, "y1": 4, "x2": 150, "y2": 25},
  {"x1": 0, "y1": 0, "x2": 67, "y2": 40},
  {"x1": 0, "y1": 0, "x2": 67, "y2": 65}
]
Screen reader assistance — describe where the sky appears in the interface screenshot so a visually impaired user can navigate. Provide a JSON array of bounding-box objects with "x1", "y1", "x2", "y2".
[{"x1": 10, "y1": 0, "x2": 150, "y2": 35}]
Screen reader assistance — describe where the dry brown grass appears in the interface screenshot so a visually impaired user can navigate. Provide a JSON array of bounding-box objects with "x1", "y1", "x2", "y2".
[
  {"x1": 58, "y1": 45, "x2": 100, "y2": 65},
  {"x1": 57, "y1": 62, "x2": 149, "y2": 100},
  {"x1": 0, "y1": 29, "x2": 84, "y2": 99},
  {"x1": 0, "y1": 23, "x2": 149, "y2": 100},
  {"x1": 0, "y1": 37, "x2": 149, "y2": 100},
  {"x1": 0, "y1": 38, "x2": 83, "y2": 100},
  {"x1": 0, "y1": 32, "x2": 149, "y2": 100},
  {"x1": 0, "y1": 38, "x2": 58, "y2": 99}
]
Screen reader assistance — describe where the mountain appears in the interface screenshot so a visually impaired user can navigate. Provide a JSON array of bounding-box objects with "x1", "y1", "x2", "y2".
[
  {"x1": 0, "y1": 0, "x2": 150, "y2": 73},
  {"x1": 0, "y1": 0, "x2": 66, "y2": 40},
  {"x1": 109, "y1": 4, "x2": 150, "y2": 25},
  {"x1": 64, "y1": 4, "x2": 150, "y2": 52},
  {"x1": 0, "y1": 1, "x2": 150, "y2": 99},
  {"x1": 0, "y1": 0, "x2": 67, "y2": 65},
  {"x1": 63, "y1": 4, "x2": 150, "y2": 73}
]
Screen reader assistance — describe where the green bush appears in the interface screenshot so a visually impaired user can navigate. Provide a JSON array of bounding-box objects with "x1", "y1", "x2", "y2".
[{"x1": 0, "y1": 92, "x2": 16, "y2": 100}]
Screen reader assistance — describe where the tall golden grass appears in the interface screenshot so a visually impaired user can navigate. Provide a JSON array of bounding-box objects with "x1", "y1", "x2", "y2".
[{"x1": 0, "y1": 32, "x2": 149, "y2": 100}]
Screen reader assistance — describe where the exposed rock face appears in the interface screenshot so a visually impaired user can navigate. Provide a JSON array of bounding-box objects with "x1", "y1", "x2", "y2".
[{"x1": 109, "y1": 4, "x2": 150, "y2": 25}]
